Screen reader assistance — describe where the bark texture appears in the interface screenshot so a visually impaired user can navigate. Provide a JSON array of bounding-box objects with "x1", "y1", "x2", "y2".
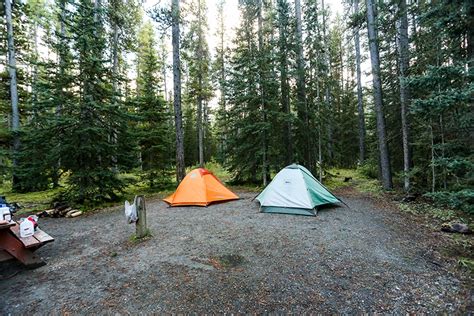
[
  {"x1": 354, "y1": 0, "x2": 366, "y2": 163},
  {"x1": 5, "y1": 0, "x2": 20, "y2": 186},
  {"x1": 396, "y1": 0, "x2": 411, "y2": 192},
  {"x1": 366, "y1": 0, "x2": 393, "y2": 189},
  {"x1": 277, "y1": 0, "x2": 293, "y2": 165},
  {"x1": 197, "y1": 0, "x2": 204, "y2": 167},
  {"x1": 294, "y1": 0, "x2": 309, "y2": 165},
  {"x1": 257, "y1": 0, "x2": 268, "y2": 186},
  {"x1": 172, "y1": 0, "x2": 185, "y2": 182}
]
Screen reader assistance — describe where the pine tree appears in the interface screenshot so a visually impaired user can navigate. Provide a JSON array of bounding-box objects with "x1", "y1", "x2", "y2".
[
  {"x1": 352, "y1": 0, "x2": 366, "y2": 164},
  {"x1": 366, "y1": 0, "x2": 393, "y2": 190},
  {"x1": 304, "y1": 0, "x2": 325, "y2": 179},
  {"x1": 135, "y1": 22, "x2": 172, "y2": 188},
  {"x1": 5, "y1": 0, "x2": 21, "y2": 188},
  {"x1": 225, "y1": 0, "x2": 279, "y2": 184},
  {"x1": 276, "y1": 0, "x2": 293, "y2": 166},
  {"x1": 212, "y1": 0, "x2": 229, "y2": 164},
  {"x1": 171, "y1": 0, "x2": 185, "y2": 182},
  {"x1": 182, "y1": 0, "x2": 213, "y2": 167},
  {"x1": 58, "y1": 0, "x2": 125, "y2": 203},
  {"x1": 408, "y1": 0, "x2": 473, "y2": 211}
]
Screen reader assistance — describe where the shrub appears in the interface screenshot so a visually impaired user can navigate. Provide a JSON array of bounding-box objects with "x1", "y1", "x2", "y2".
[
  {"x1": 358, "y1": 161, "x2": 378, "y2": 179},
  {"x1": 425, "y1": 189, "x2": 474, "y2": 214}
]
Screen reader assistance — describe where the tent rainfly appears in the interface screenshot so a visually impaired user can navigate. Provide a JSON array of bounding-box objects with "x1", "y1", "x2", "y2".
[
  {"x1": 255, "y1": 164, "x2": 340, "y2": 216},
  {"x1": 163, "y1": 168, "x2": 239, "y2": 206}
]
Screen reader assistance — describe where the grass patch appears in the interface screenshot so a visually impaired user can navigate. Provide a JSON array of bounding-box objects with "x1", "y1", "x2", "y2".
[
  {"x1": 129, "y1": 229, "x2": 152, "y2": 243},
  {"x1": 397, "y1": 201, "x2": 472, "y2": 224},
  {"x1": 187, "y1": 160, "x2": 233, "y2": 183},
  {"x1": 324, "y1": 168, "x2": 382, "y2": 194},
  {"x1": 209, "y1": 254, "x2": 246, "y2": 269},
  {"x1": 458, "y1": 257, "x2": 474, "y2": 274},
  {"x1": 398, "y1": 199, "x2": 473, "y2": 273},
  {"x1": 0, "y1": 184, "x2": 63, "y2": 214}
]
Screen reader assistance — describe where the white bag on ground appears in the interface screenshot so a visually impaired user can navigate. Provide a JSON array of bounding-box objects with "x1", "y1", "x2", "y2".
[{"x1": 124, "y1": 200, "x2": 138, "y2": 224}]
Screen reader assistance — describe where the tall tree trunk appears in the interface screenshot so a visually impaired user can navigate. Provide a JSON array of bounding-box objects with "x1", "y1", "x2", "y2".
[
  {"x1": 5, "y1": 0, "x2": 20, "y2": 187},
  {"x1": 94, "y1": 0, "x2": 101, "y2": 24},
  {"x1": 466, "y1": 0, "x2": 474, "y2": 72},
  {"x1": 295, "y1": 0, "x2": 309, "y2": 166},
  {"x1": 439, "y1": 115, "x2": 446, "y2": 189},
  {"x1": 197, "y1": 0, "x2": 204, "y2": 167},
  {"x1": 277, "y1": 0, "x2": 292, "y2": 165},
  {"x1": 172, "y1": 0, "x2": 185, "y2": 182},
  {"x1": 32, "y1": 22, "x2": 39, "y2": 116},
  {"x1": 257, "y1": 0, "x2": 268, "y2": 186},
  {"x1": 396, "y1": 0, "x2": 411, "y2": 192},
  {"x1": 57, "y1": 0, "x2": 66, "y2": 115},
  {"x1": 52, "y1": 0, "x2": 67, "y2": 188},
  {"x1": 219, "y1": 2, "x2": 227, "y2": 161},
  {"x1": 111, "y1": 19, "x2": 120, "y2": 171},
  {"x1": 430, "y1": 118, "x2": 435, "y2": 193},
  {"x1": 354, "y1": 0, "x2": 366, "y2": 164},
  {"x1": 161, "y1": 37, "x2": 168, "y2": 101},
  {"x1": 322, "y1": 0, "x2": 333, "y2": 162},
  {"x1": 112, "y1": 24, "x2": 119, "y2": 98},
  {"x1": 366, "y1": 0, "x2": 393, "y2": 189}
]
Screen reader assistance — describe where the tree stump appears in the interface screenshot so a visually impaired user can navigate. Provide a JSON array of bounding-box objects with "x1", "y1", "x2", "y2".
[{"x1": 134, "y1": 195, "x2": 148, "y2": 239}]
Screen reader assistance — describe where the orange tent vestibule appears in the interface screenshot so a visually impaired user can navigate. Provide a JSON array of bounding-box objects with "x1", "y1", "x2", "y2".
[{"x1": 163, "y1": 168, "x2": 239, "y2": 206}]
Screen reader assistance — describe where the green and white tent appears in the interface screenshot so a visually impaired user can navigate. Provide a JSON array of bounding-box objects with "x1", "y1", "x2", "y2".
[{"x1": 255, "y1": 164, "x2": 340, "y2": 216}]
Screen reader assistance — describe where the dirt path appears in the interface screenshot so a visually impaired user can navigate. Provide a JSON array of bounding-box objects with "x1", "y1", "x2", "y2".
[{"x1": 0, "y1": 190, "x2": 471, "y2": 313}]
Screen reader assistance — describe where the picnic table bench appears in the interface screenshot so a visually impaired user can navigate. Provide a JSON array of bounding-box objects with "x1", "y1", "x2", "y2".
[{"x1": 0, "y1": 221, "x2": 54, "y2": 268}]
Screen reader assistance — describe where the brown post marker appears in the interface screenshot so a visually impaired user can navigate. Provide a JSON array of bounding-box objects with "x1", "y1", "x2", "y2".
[{"x1": 134, "y1": 195, "x2": 148, "y2": 238}]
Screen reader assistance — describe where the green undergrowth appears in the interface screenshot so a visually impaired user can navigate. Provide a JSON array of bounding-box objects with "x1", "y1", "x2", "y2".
[
  {"x1": 324, "y1": 168, "x2": 382, "y2": 194},
  {"x1": 446, "y1": 234, "x2": 474, "y2": 275},
  {"x1": 397, "y1": 202, "x2": 461, "y2": 222},
  {"x1": 210, "y1": 254, "x2": 247, "y2": 269},
  {"x1": 129, "y1": 229, "x2": 153, "y2": 244},
  {"x1": 0, "y1": 184, "x2": 62, "y2": 214},
  {"x1": 396, "y1": 199, "x2": 473, "y2": 269},
  {"x1": 191, "y1": 161, "x2": 261, "y2": 192},
  {"x1": 0, "y1": 162, "x2": 249, "y2": 213}
]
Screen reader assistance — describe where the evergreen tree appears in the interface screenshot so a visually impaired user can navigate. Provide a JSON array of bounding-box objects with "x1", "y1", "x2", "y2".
[
  {"x1": 366, "y1": 0, "x2": 393, "y2": 190},
  {"x1": 135, "y1": 22, "x2": 172, "y2": 188},
  {"x1": 182, "y1": 0, "x2": 213, "y2": 167},
  {"x1": 276, "y1": 0, "x2": 294, "y2": 166},
  {"x1": 58, "y1": 0, "x2": 125, "y2": 203},
  {"x1": 407, "y1": 0, "x2": 473, "y2": 211},
  {"x1": 212, "y1": 0, "x2": 229, "y2": 165}
]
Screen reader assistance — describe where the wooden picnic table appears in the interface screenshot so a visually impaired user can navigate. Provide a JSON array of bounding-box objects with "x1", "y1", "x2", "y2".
[{"x1": 0, "y1": 221, "x2": 54, "y2": 268}]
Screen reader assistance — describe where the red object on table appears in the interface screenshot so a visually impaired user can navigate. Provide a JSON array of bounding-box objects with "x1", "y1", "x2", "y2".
[{"x1": 27, "y1": 216, "x2": 38, "y2": 229}]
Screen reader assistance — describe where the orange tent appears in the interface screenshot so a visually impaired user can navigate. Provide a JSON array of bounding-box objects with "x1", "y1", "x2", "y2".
[{"x1": 163, "y1": 168, "x2": 239, "y2": 206}]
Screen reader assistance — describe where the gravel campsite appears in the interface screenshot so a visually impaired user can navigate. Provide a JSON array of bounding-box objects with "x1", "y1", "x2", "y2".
[{"x1": 1, "y1": 189, "x2": 472, "y2": 314}]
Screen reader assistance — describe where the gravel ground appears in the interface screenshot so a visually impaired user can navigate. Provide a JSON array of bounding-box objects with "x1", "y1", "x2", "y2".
[{"x1": 0, "y1": 189, "x2": 472, "y2": 314}]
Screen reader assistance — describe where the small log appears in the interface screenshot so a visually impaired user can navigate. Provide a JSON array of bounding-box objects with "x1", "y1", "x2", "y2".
[
  {"x1": 70, "y1": 211, "x2": 82, "y2": 218},
  {"x1": 441, "y1": 223, "x2": 471, "y2": 234},
  {"x1": 65, "y1": 209, "x2": 78, "y2": 217},
  {"x1": 59, "y1": 207, "x2": 72, "y2": 216},
  {"x1": 36, "y1": 211, "x2": 48, "y2": 218}
]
